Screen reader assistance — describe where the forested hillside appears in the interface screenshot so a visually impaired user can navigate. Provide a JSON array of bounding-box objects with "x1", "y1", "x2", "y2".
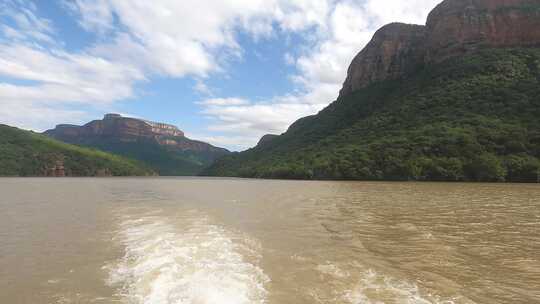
[
  {"x1": 205, "y1": 49, "x2": 540, "y2": 182},
  {"x1": 0, "y1": 125, "x2": 154, "y2": 177}
]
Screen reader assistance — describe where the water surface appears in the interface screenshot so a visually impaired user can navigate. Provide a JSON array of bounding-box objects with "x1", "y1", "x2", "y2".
[{"x1": 1, "y1": 178, "x2": 539, "y2": 303}]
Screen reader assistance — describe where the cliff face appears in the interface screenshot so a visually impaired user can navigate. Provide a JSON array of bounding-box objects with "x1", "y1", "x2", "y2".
[
  {"x1": 45, "y1": 114, "x2": 225, "y2": 153},
  {"x1": 340, "y1": 0, "x2": 540, "y2": 96},
  {"x1": 44, "y1": 114, "x2": 229, "y2": 176},
  {"x1": 426, "y1": 0, "x2": 540, "y2": 62},
  {"x1": 340, "y1": 23, "x2": 426, "y2": 97},
  {"x1": 48, "y1": 114, "x2": 184, "y2": 142}
]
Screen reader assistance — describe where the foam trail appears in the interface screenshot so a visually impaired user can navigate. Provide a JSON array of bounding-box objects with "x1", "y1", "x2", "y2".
[
  {"x1": 105, "y1": 210, "x2": 269, "y2": 304},
  {"x1": 345, "y1": 269, "x2": 459, "y2": 304}
]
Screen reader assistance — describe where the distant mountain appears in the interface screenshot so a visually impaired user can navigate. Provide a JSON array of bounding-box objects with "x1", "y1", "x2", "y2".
[
  {"x1": 0, "y1": 124, "x2": 154, "y2": 177},
  {"x1": 205, "y1": 0, "x2": 540, "y2": 182},
  {"x1": 44, "y1": 114, "x2": 229, "y2": 176}
]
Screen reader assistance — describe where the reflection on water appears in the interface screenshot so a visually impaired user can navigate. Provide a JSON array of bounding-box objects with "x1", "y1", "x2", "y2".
[{"x1": 0, "y1": 178, "x2": 539, "y2": 303}]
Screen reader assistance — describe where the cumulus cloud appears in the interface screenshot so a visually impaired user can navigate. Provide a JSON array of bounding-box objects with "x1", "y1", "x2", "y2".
[
  {"x1": 195, "y1": 100, "x2": 325, "y2": 150},
  {"x1": 0, "y1": 1, "x2": 143, "y2": 129},
  {"x1": 68, "y1": 0, "x2": 332, "y2": 77},
  {"x1": 0, "y1": 41, "x2": 144, "y2": 129}
]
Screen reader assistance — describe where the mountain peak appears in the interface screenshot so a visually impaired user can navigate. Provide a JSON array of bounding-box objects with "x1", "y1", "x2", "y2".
[{"x1": 340, "y1": 0, "x2": 540, "y2": 97}]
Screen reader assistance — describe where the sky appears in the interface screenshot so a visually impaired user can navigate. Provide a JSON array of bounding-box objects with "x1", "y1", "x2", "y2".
[{"x1": 0, "y1": 0, "x2": 441, "y2": 151}]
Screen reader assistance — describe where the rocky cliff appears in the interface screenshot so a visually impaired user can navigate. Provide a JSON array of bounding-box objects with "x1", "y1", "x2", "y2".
[
  {"x1": 340, "y1": 0, "x2": 540, "y2": 97},
  {"x1": 426, "y1": 0, "x2": 540, "y2": 61},
  {"x1": 340, "y1": 23, "x2": 426, "y2": 97},
  {"x1": 47, "y1": 113, "x2": 183, "y2": 143},
  {"x1": 45, "y1": 114, "x2": 225, "y2": 153},
  {"x1": 44, "y1": 114, "x2": 229, "y2": 176}
]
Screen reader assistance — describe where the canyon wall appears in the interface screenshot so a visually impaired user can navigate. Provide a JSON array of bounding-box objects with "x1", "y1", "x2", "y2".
[
  {"x1": 340, "y1": 0, "x2": 540, "y2": 97},
  {"x1": 45, "y1": 114, "x2": 226, "y2": 153}
]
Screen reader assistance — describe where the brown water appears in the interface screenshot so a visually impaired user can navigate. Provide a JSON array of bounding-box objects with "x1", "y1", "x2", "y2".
[{"x1": 1, "y1": 178, "x2": 539, "y2": 304}]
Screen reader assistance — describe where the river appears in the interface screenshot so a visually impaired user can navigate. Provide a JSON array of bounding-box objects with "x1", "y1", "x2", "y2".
[{"x1": 1, "y1": 178, "x2": 539, "y2": 303}]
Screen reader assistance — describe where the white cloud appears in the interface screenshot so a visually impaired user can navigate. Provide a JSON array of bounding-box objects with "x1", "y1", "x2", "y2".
[
  {"x1": 0, "y1": 1, "x2": 142, "y2": 130},
  {"x1": 0, "y1": 99, "x2": 90, "y2": 131},
  {"x1": 68, "y1": 0, "x2": 333, "y2": 77},
  {"x1": 0, "y1": 0, "x2": 55, "y2": 43},
  {"x1": 197, "y1": 99, "x2": 325, "y2": 149},
  {"x1": 199, "y1": 98, "x2": 250, "y2": 106},
  {"x1": 62, "y1": 0, "x2": 115, "y2": 33}
]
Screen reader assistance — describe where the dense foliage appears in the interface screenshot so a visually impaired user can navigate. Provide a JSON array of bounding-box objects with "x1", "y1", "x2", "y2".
[
  {"x1": 80, "y1": 139, "x2": 227, "y2": 176},
  {"x1": 205, "y1": 48, "x2": 540, "y2": 182},
  {"x1": 0, "y1": 125, "x2": 154, "y2": 176}
]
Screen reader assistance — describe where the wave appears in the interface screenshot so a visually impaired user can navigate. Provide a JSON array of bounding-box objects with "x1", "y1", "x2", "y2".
[
  {"x1": 105, "y1": 209, "x2": 269, "y2": 304},
  {"x1": 316, "y1": 262, "x2": 462, "y2": 304}
]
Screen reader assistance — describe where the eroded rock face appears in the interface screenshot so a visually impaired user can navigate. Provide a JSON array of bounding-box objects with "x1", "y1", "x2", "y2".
[
  {"x1": 339, "y1": 23, "x2": 426, "y2": 97},
  {"x1": 340, "y1": 0, "x2": 540, "y2": 97},
  {"x1": 47, "y1": 114, "x2": 184, "y2": 141},
  {"x1": 426, "y1": 0, "x2": 540, "y2": 62},
  {"x1": 45, "y1": 114, "x2": 227, "y2": 153}
]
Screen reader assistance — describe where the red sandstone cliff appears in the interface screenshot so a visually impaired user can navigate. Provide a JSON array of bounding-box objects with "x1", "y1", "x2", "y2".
[
  {"x1": 45, "y1": 114, "x2": 227, "y2": 153},
  {"x1": 426, "y1": 0, "x2": 540, "y2": 61},
  {"x1": 340, "y1": 23, "x2": 426, "y2": 97},
  {"x1": 340, "y1": 0, "x2": 540, "y2": 97}
]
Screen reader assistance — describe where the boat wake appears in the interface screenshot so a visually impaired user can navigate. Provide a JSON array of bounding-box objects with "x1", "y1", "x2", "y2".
[{"x1": 105, "y1": 209, "x2": 269, "y2": 304}]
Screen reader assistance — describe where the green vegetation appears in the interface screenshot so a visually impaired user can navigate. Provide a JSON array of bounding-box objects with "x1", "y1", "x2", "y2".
[
  {"x1": 81, "y1": 140, "x2": 226, "y2": 176},
  {"x1": 0, "y1": 125, "x2": 154, "y2": 176},
  {"x1": 205, "y1": 48, "x2": 540, "y2": 182}
]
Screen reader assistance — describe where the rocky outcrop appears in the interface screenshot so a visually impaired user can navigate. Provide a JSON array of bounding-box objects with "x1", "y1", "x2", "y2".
[
  {"x1": 47, "y1": 114, "x2": 184, "y2": 142},
  {"x1": 45, "y1": 159, "x2": 65, "y2": 177},
  {"x1": 340, "y1": 0, "x2": 540, "y2": 97},
  {"x1": 426, "y1": 0, "x2": 540, "y2": 62},
  {"x1": 45, "y1": 114, "x2": 227, "y2": 153},
  {"x1": 340, "y1": 23, "x2": 426, "y2": 97}
]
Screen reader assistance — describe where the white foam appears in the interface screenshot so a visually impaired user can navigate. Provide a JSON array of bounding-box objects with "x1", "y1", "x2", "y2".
[
  {"x1": 344, "y1": 269, "x2": 455, "y2": 304},
  {"x1": 105, "y1": 210, "x2": 269, "y2": 304}
]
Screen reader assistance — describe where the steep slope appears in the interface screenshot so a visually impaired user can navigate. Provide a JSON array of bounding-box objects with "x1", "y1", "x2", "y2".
[
  {"x1": 206, "y1": 48, "x2": 540, "y2": 182},
  {"x1": 425, "y1": 0, "x2": 540, "y2": 62},
  {"x1": 340, "y1": 23, "x2": 426, "y2": 97},
  {"x1": 0, "y1": 125, "x2": 154, "y2": 177},
  {"x1": 205, "y1": 0, "x2": 540, "y2": 182},
  {"x1": 341, "y1": 0, "x2": 540, "y2": 96},
  {"x1": 45, "y1": 114, "x2": 229, "y2": 176}
]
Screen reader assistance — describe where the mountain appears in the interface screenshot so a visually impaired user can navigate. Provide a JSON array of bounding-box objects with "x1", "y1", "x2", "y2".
[
  {"x1": 341, "y1": 0, "x2": 540, "y2": 96},
  {"x1": 204, "y1": 0, "x2": 540, "y2": 182},
  {"x1": 0, "y1": 124, "x2": 154, "y2": 177},
  {"x1": 44, "y1": 114, "x2": 229, "y2": 176}
]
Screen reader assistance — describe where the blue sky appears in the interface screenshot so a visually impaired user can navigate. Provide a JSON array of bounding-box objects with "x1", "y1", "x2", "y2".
[{"x1": 0, "y1": 0, "x2": 440, "y2": 150}]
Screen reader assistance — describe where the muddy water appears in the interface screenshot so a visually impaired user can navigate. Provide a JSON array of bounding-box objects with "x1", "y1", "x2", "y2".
[{"x1": 1, "y1": 178, "x2": 539, "y2": 303}]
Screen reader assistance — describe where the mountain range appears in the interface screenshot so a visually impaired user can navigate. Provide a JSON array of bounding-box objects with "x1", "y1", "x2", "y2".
[
  {"x1": 204, "y1": 0, "x2": 540, "y2": 182},
  {"x1": 44, "y1": 114, "x2": 229, "y2": 175}
]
